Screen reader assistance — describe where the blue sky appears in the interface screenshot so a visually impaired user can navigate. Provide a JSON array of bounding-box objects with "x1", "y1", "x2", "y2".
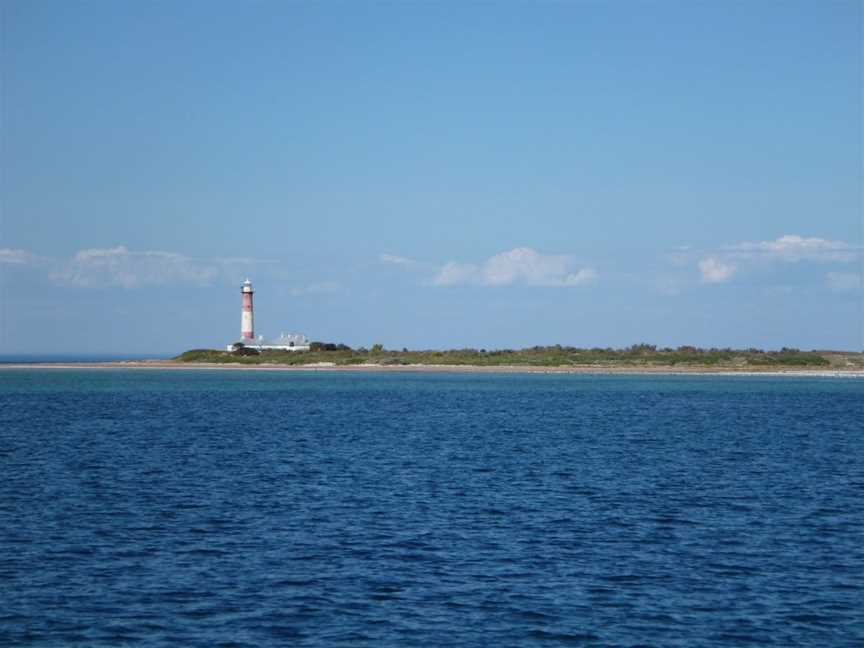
[{"x1": 1, "y1": 1, "x2": 861, "y2": 355}]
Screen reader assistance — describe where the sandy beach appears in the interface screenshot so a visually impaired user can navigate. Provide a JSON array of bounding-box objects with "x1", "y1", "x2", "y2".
[{"x1": 1, "y1": 360, "x2": 862, "y2": 378}]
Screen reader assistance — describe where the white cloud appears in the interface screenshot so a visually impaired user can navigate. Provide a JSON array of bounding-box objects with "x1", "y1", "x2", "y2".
[
  {"x1": 379, "y1": 253, "x2": 417, "y2": 266},
  {"x1": 433, "y1": 247, "x2": 596, "y2": 288},
  {"x1": 826, "y1": 271, "x2": 863, "y2": 293},
  {"x1": 0, "y1": 248, "x2": 38, "y2": 265},
  {"x1": 51, "y1": 245, "x2": 276, "y2": 288},
  {"x1": 698, "y1": 257, "x2": 736, "y2": 284},
  {"x1": 433, "y1": 261, "x2": 480, "y2": 286},
  {"x1": 561, "y1": 268, "x2": 598, "y2": 286},
  {"x1": 53, "y1": 246, "x2": 217, "y2": 288},
  {"x1": 690, "y1": 234, "x2": 860, "y2": 286},
  {"x1": 730, "y1": 234, "x2": 858, "y2": 263}
]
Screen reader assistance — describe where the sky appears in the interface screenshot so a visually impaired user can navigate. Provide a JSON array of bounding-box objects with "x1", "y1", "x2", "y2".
[{"x1": 1, "y1": 0, "x2": 862, "y2": 356}]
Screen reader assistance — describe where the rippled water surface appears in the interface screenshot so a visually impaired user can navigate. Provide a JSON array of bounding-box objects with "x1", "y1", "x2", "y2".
[{"x1": 1, "y1": 370, "x2": 862, "y2": 646}]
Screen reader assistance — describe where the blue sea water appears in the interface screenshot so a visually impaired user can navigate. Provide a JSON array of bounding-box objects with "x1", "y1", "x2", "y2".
[{"x1": 1, "y1": 370, "x2": 862, "y2": 647}]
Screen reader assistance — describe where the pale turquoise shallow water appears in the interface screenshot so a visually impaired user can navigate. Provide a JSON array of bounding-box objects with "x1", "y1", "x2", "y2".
[{"x1": 1, "y1": 370, "x2": 862, "y2": 646}]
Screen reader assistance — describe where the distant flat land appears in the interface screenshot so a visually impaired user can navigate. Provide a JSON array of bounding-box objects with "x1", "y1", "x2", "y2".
[
  {"x1": 5, "y1": 347, "x2": 861, "y2": 375},
  {"x1": 1, "y1": 362, "x2": 861, "y2": 377},
  {"x1": 172, "y1": 346, "x2": 864, "y2": 372}
]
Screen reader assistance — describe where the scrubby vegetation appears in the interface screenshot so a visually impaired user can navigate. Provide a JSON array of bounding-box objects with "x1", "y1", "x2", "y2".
[{"x1": 173, "y1": 343, "x2": 856, "y2": 369}]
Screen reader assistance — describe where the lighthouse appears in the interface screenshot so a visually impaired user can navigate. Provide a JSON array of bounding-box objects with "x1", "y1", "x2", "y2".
[
  {"x1": 226, "y1": 279, "x2": 311, "y2": 352},
  {"x1": 241, "y1": 278, "x2": 254, "y2": 340}
]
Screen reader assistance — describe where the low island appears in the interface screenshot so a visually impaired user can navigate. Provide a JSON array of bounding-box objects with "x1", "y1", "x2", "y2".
[
  {"x1": 4, "y1": 345, "x2": 862, "y2": 375},
  {"x1": 166, "y1": 343, "x2": 864, "y2": 375}
]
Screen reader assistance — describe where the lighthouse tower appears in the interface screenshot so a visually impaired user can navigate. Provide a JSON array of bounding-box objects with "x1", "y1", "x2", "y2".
[{"x1": 240, "y1": 279, "x2": 254, "y2": 340}]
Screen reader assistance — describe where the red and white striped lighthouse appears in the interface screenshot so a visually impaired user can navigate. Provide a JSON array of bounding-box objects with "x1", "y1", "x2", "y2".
[{"x1": 241, "y1": 279, "x2": 254, "y2": 340}]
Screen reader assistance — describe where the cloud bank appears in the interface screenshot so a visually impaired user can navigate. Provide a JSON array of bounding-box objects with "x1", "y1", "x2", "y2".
[
  {"x1": 698, "y1": 257, "x2": 736, "y2": 284},
  {"x1": 0, "y1": 248, "x2": 40, "y2": 265},
  {"x1": 379, "y1": 253, "x2": 419, "y2": 267},
  {"x1": 729, "y1": 235, "x2": 858, "y2": 263},
  {"x1": 53, "y1": 246, "x2": 223, "y2": 288},
  {"x1": 433, "y1": 248, "x2": 596, "y2": 287},
  {"x1": 380, "y1": 247, "x2": 596, "y2": 288},
  {"x1": 2, "y1": 245, "x2": 280, "y2": 289},
  {"x1": 692, "y1": 234, "x2": 860, "y2": 285}
]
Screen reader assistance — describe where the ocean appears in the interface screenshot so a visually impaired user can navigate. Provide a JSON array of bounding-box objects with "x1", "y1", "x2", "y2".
[{"x1": 1, "y1": 369, "x2": 862, "y2": 646}]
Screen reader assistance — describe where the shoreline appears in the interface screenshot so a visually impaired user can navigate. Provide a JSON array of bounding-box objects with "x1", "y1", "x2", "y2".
[{"x1": 1, "y1": 360, "x2": 862, "y2": 378}]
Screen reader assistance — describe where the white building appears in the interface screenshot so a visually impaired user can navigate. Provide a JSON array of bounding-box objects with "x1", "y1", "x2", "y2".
[{"x1": 227, "y1": 333, "x2": 311, "y2": 352}]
